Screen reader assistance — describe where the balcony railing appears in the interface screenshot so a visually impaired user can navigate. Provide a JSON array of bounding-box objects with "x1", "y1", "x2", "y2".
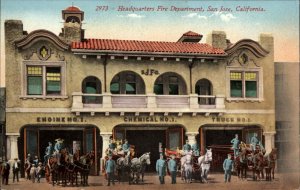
[
  {"x1": 71, "y1": 92, "x2": 225, "y2": 113},
  {"x1": 198, "y1": 95, "x2": 217, "y2": 109}
]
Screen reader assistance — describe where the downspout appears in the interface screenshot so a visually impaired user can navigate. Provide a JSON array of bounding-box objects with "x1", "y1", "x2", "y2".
[
  {"x1": 189, "y1": 59, "x2": 195, "y2": 94},
  {"x1": 103, "y1": 55, "x2": 108, "y2": 93}
]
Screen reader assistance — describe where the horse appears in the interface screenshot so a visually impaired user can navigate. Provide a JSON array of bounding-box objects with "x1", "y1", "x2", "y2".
[
  {"x1": 76, "y1": 150, "x2": 95, "y2": 186},
  {"x1": 130, "y1": 152, "x2": 151, "y2": 184},
  {"x1": 180, "y1": 151, "x2": 193, "y2": 183},
  {"x1": 234, "y1": 148, "x2": 248, "y2": 180},
  {"x1": 116, "y1": 153, "x2": 131, "y2": 184},
  {"x1": 264, "y1": 148, "x2": 277, "y2": 181},
  {"x1": 198, "y1": 148, "x2": 212, "y2": 183},
  {"x1": 248, "y1": 150, "x2": 265, "y2": 181},
  {"x1": 48, "y1": 148, "x2": 69, "y2": 186}
]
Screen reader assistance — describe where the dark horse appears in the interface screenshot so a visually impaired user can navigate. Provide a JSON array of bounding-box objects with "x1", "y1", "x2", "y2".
[
  {"x1": 48, "y1": 149, "x2": 69, "y2": 186},
  {"x1": 117, "y1": 153, "x2": 131, "y2": 184},
  {"x1": 73, "y1": 150, "x2": 95, "y2": 186},
  {"x1": 264, "y1": 148, "x2": 277, "y2": 181},
  {"x1": 234, "y1": 148, "x2": 248, "y2": 180},
  {"x1": 248, "y1": 150, "x2": 265, "y2": 181}
]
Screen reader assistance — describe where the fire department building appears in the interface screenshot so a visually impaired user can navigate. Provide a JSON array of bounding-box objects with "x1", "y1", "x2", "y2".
[{"x1": 4, "y1": 6, "x2": 275, "y2": 174}]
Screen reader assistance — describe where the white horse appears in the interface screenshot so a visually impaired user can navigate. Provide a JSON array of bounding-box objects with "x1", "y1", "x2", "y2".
[
  {"x1": 198, "y1": 149, "x2": 212, "y2": 183},
  {"x1": 180, "y1": 151, "x2": 193, "y2": 183},
  {"x1": 130, "y1": 152, "x2": 151, "y2": 184}
]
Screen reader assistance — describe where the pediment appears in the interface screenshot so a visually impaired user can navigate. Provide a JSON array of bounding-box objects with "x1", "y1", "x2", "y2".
[
  {"x1": 225, "y1": 39, "x2": 269, "y2": 58},
  {"x1": 15, "y1": 29, "x2": 69, "y2": 51}
]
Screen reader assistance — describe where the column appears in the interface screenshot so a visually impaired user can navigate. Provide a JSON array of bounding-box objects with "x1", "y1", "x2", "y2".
[
  {"x1": 263, "y1": 131, "x2": 276, "y2": 153},
  {"x1": 6, "y1": 133, "x2": 19, "y2": 161},
  {"x1": 186, "y1": 132, "x2": 198, "y2": 146},
  {"x1": 100, "y1": 132, "x2": 112, "y2": 175}
]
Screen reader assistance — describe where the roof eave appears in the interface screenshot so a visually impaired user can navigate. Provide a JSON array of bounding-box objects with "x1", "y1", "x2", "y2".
[{"x1": 71, "y1": 49, "x2": 228, "y2": 59}]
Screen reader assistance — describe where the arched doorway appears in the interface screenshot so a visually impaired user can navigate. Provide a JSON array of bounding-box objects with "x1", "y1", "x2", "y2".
[
  {"x1": 110, "y1": 71, "x2": 145, "y2": 94},
  {"x1": 82, "y1": 76, "x2": 102, "y2": 104},
  {"x1": 199, "y1": 124, "x2": 263, "y2": 171},
  {"x1": 19, "y1": 125, "x2": 101, "y2": 176},
  {"x1": 154, "y1": 72, "x2": 187, "y2": 95},
  {"x1": 195, "y1": 79, "x2": 214, "y2": 105},
  {"x1": 113, "y1": 124, "x2": 185, "y2": 172}
]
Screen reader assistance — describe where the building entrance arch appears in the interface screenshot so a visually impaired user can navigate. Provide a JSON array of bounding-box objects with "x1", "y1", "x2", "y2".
[
  {"x1": 199, "y1": 124, "x2": 263, "y2": 171},
  {"x1": 112, "y1": 124, "x2": 185, "y2": 172},
  {"x1": 19, "y1": 124, "x2": 101, "y2": 176}
]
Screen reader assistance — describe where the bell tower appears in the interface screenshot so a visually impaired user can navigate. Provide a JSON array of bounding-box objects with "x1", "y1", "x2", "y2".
[{"x1": 60, "y1": 6, "x2": 84, "y2": 43}]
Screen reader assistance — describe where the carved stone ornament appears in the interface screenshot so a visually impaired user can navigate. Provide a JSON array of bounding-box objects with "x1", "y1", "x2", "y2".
[
  {"x1": 238, "y1": 53, "x2": 249, "y2": 65},
  {"x1": 21, "y1": 48, "x2": 36, "y2": 60},
  {"x1": 37, "y1": 45, "x2": 51, "y2": 61},
  {"x1": 227, "y1": 50, "x2": 260, "y2": 67},
  {"x1": 55, "y1": 51, "x2": 65, "y2": 61}
]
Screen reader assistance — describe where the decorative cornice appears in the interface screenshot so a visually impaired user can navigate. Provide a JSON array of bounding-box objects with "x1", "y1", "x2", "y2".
[
  {"x1": 15, "y1": 29, "x2": 69, "y2": 50},
  {"x1": 225, "y1": 39, "x2": 269, "y2": 58}
]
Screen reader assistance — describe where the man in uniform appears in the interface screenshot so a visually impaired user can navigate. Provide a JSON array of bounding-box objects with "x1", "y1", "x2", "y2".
[
  {"x1": 156, "y1": 153, "x2": 166, "y2": 184},
  {"x1": 44, "y1": 142, "x2": 53, "y2": 164},
  {"x1": 231, "y1": 134, "x2": 240, "y2": 158},
  {"x1": 54, "y1": 138, "x2": 65, "y2": 165},
  {"x1": 168, "y1": 154, "x2": 177, "y2": 184},
  {"x1": 12, "y1": 158, "x2": 20, "y2": 183},
  {"x1": 105, "y1": 155, "x2": 116, "y2": 186},
  {"x1": 108, "y1": 138, "x2": 116, "y2": 155},
  {"x1": 192, "y1": 141, "x2": 200, "y2": 156},
  {"x1": 250, "y1": 133, "x2": 263, "y2": 151},
  {"x1": 223, "y1": 154, "x2": 234, "y2": 183},
  {"x1": 183, "y1": 140, "x2": 191, "y2": 153},
  {"x1": 122, "y1": 139, "x2": 130, "y2": 156}
]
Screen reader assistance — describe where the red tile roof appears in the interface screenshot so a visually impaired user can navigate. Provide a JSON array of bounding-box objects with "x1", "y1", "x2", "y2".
[
  {"x1": 65, "y1": 6, "x2": 81, "y2": 12},
  {"x1": 183, "y1": 31, "x2": 202, "y2": 37},
  {"x1": 71, "y1": 39, "x2": 226, "y2": 55}
]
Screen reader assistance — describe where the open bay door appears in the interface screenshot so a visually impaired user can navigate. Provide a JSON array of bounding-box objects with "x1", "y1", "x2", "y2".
[
  {"x1": 166, "y1": 127, "x2": 184, "y2": 150},
  {"x1": 24, "y1": 128, "x2": 39, "y2": 161},
  {"x1": 84, "y1": 128, "x2": 97, "y2": 175}
]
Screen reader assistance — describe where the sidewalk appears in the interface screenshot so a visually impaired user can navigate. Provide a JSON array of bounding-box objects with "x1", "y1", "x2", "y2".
[{"x1": 1, "y1": 172, "x2": 299, "y2": 190}]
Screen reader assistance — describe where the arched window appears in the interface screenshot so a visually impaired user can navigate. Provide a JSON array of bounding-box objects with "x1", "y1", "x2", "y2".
[
  {"x1": 110, "y1": 71, "x2": 145, "y2": 94},
  {"x1": 66, "y1": 16, "x2": 80, "y2": 23},
  {"x1": 154, "y1": 72, "x2": 187, "y2": 95},
  {"x1": 82, "y1": 76, "x2": 102, "y2": 104},
  {"x1": 195, "y1": 79, "x2": 214, "y2": 105}
]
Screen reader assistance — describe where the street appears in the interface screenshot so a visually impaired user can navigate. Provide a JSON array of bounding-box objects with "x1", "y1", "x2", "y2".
[{"x1": 1, "y1": 172, "x2": 299, "y2": 190}]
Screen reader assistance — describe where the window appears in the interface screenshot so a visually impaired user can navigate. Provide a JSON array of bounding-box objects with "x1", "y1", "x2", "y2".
[
  {"x1": 27, "y1": 66, "x2": 43, "y2": 95},
  {"x1": 22, "y1": 61, "x2": 65, "y2": 98},
  {"x1": 154, "y1": 73, "x2": 187, "y2": 95},
  {"x1": 46, "y1": 67, "x2": 61, "y2": 95},
  {"x1": 230, "y1": 71, "x2": 258, "y2": 98},
  {"x1": 110, "y1": 72, "x2": 145, "y2": 94},
  {"x1": 169, "y1": 76, "x2": 179, "y2": 95},
  {"x1": 27, "y1": 66, "x2": 61, "y2": 95},
  {"x1": 125, "y1": 74, "x2": 136, "y2": 94}
]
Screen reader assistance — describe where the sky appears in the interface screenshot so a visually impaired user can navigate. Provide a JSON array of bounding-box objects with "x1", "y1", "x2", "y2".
[{"x1": 0, "y1": 0, "x2": 299, "y2": 87}]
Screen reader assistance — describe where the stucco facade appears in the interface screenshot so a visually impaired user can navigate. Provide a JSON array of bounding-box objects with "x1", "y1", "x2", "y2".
[{"x1": 4, "y1": 6, "x2": 275, "y2": 173}]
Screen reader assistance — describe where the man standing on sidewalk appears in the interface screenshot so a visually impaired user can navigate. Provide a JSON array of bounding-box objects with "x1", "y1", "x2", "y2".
[
  {"x1": 168, "y1": 154, "x2": 177, "y2": 184},
  {"x1": 105, "y1": 155, "x2": 116, "y2": 186},
  {"x1": 1, "y1": 159, "x2": 10, "y2": 185},
  {"x1": 156, "y1": 153, "x2": 166, "y2": 184},
  {"x1": 12, "y1": 158, "x2": 20, "y2": 182},
  {"x1": 223, "y1": 154, "x2": 234, "y2": 183}
]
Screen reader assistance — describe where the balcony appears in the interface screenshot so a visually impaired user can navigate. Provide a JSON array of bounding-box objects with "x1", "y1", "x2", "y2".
[{"x1": 71, "y1": 92, "x2": 225, "y2": 115}]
